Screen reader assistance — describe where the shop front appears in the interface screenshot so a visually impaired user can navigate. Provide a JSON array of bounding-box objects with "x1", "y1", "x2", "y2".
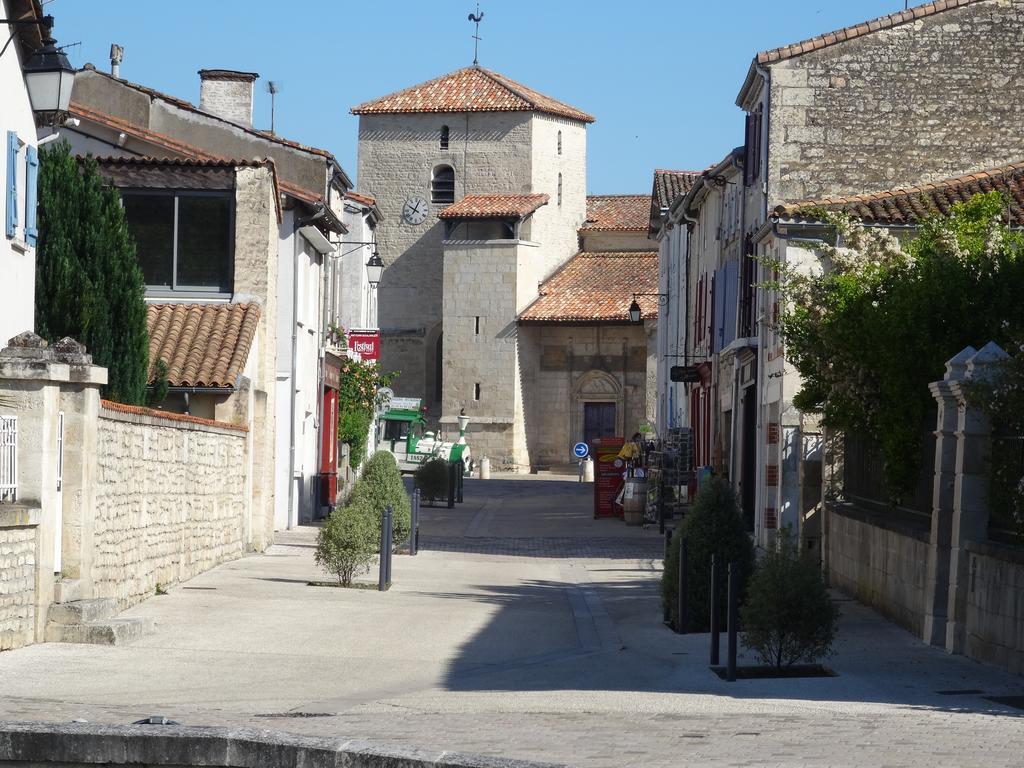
[{"x1": 318, "y1": 351, "x2": 343, "y2": 510}]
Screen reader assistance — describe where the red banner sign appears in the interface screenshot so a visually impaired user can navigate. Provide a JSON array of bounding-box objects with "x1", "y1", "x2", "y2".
[
  {"x1": 348, "y1": 330, "x2": 380, "y2": 361},
  {"x1": 591, "y1": 436, "x2": 625, "y2": 519}
]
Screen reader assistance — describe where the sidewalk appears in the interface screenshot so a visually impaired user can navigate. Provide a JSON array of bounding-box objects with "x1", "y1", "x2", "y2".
[{"x1": 0, "y1": 478, "x2": 1020, "y2": 767}]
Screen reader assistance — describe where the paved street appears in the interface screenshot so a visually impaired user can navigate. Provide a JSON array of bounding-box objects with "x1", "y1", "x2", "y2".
[{"x1": 0, "y1": 477, "x2": 1022, "y2": 767}]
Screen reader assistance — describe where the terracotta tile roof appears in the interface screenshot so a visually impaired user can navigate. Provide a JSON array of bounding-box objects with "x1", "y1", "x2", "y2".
[
  {"x1": 147, "y1": 303, "x2": 261, "y2": 389},
  {"x1": 92, "y1": 155, "x2": 275, "y2": 170},
  {"x1": 351, "y1": 66, "x2": 595, "y2": 124},
  {"x1": 518, "y1": 252, "x2": 659, "y2": 323},
  {"x1": 651, "y1": 170, "x2": 701, "y2": 212},
  {"x1": 774, "y1": 161, "x2": 1024, "y2": 226},
  {"x1": 101, "y1": 399, "x2": 248, "y2": 433},
  {"x1": 581, "y1": 195, "x2": 651, "y2": 232},
  {"x1": 758, "y1": 0, "x2": 986, "y2": 65},
  {"x1": 345, "y1": 191, "x2": 377, "y2": 206},
  {"x1": 439, "y1": 193, "x2": 549, "y2": 220}
]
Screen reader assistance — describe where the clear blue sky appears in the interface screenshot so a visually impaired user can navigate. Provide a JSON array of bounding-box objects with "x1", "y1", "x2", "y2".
[{"x1": 49, "y1": 0, "x2": 912, "y2": 194}]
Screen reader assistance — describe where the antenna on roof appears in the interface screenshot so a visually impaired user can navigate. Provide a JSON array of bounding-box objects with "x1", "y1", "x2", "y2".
[
  {"x1": 468, "y1": 3, "x2": 484, "y2": 66},
  {"x1": 266, "y1": 80, "x2": 280, "y2": 134}
]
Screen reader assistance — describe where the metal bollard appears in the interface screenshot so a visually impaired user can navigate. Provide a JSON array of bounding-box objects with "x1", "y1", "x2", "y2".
[
  {"x1": 447, "y1": 462, "x2": 456, "y2": 509},
  {"x1": 710, "y1": 554, "x2": 720, "y2": 666},
  {"x1": 410, "y1": 489, "x2": 420, "y2": 556},
  {"x1": 663, "y1": 529, "x2": 673, "y2": 624},
  {"x1": 457, "y1": 462, "x2": 464, "y2": 503},
  {"x1": 378, "y1": 506, "x2": 390, "y2": 592},
  {"x1": 727, "y1": 560, "x2": 738, "y2": 682},
  {"x1": 384, "y1": 506, "x2": 394, "y2": 587},
  {"x1": 677, "y1": 538, "x2": 688, "y2": 634}
]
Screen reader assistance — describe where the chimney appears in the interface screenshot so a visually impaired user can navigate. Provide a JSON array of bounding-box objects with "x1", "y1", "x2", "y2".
[
  {"x1": 109, "y1": 44, "x2": 123, "y2": 78},
  {"x1": 198, "y1": 69, "x2": 259, "y2": 128}
]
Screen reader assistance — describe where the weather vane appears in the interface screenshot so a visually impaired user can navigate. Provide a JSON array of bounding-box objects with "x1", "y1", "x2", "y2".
[{"x1": 468, "y1": 3, "x2": 484, "y2": 65}]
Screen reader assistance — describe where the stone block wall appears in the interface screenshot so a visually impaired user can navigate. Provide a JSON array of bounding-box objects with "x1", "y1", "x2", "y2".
[
  {"x1": 0, "y1": 507, "x2": 38, "y2": 651},
  {"x1": 826, "y1": 503, "x2": 930, "y2": 636},
  {"x1": 766, "y1": 0, "x2": 1024, "y2": 204},
  {"x1": 92, "y1": 403, "x2": 249, "y2": 608},
  {"x1": 965, "y1": 540, "x2": 1024, "y2": 675}
]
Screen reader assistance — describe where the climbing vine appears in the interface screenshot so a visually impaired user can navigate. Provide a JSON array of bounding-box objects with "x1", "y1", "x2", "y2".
[
  {"x1": 769, "y1": 192, "x2": 1024, "y2": 498},
  {"x1": 337, "y1": 358, "x2": 394, "y2": 470}
]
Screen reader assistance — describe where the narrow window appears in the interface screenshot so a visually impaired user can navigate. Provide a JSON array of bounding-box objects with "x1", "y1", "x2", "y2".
[
  {"x1": 474, "y1": 316, "x2": 481, "y2": 335},
  {"x1": 557, "y1": 173, "x2": 562, "y2": 206},
  {"x1": 440, "y1": 125, "x2": 450, "y2": 151},
  {"x1": 474, "y1": 382, "x2": 481, "y2": 401},
  {"x1": 557, "y1": 130, "x2": 562, "y2": 155},
  {"x1": 431, "y1": 164, "x2": 455, "y2": 204}
]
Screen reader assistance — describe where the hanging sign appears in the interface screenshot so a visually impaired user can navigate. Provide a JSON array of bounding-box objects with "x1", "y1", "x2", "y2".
[{"x1": 348, "y1": 329, "x2": 380, "y2": 361}]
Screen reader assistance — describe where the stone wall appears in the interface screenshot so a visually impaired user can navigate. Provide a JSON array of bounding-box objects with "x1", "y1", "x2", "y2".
[
  {"x1": 92, "y1": 403, "x2": 249, "y2": 608},
  {"x1": 0, "y1": 506, "x2": 38, "y2": 651},
  {"x1": 965, "y1": 540, "x2": 1024, "y2": 675},
  {"x1": 826, "y1": 503, "x2": 930, "y2": 636},
  {"x1": 766, "y1": 0, "x2": 1024, "y2": 204}
]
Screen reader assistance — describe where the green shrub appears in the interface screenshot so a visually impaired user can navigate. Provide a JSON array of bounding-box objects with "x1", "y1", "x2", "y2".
[
  {"x1": 348, "y1": 451, "x2": 411, "y2": 548},
  {"x1": 314, "y1": 503, "x2": 377, "y2": 586},
  {"x1": 661, "y1": 476, "x2": 755, "y2": 632},
  {"x1": 339, "y1": 409, "x2": 373, "y2": 470},
  {"x1": 741, "y1": 528, "x2": 838, "y2": 668},
  {"x1": 414, "y1": 458, "x2": 449, "y2": 503}
]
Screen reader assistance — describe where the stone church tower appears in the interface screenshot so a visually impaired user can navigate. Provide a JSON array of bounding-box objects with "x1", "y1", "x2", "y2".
[{"x1": 353, "y1": 66, "x2": 594, "y2": 466}]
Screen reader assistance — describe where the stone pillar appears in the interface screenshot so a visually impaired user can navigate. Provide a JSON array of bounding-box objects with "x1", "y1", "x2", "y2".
[
  {"x1": 0, "y1": 334, "x2": 106, "y2": 643},
  {"x1": 944, "y1": 342, "x2": 1007, "y2": 655},
  {"x1": 922, "y1": 346, "x2": 974, "y2": 646}
]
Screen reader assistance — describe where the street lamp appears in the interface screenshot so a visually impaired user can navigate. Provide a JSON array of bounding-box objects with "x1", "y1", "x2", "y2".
[
  {"x1": 2, "y1": 15, "x2": 76, "y2": 124},
  {"x1": 365, "y1": 250, "x2": 384, "y2": 287},
  {"x1": 627, "y1": 293, "x2": 669, "y2": 325},
  {"x1": 628, "y1": 298, "x2": 642, "y2": 324}
]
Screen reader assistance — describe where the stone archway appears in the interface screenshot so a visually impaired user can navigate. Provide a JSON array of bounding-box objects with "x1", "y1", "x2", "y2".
[{"x1": 571, "y1": 370, "x2": 623, "y2": 443}]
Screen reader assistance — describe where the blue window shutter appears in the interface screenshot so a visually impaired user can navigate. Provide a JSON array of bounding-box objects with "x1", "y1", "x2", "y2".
[
  {"x1": 5, "y1": 131, "x2": 18, "y2": 238},
  {"x1": 24, "y1": 145, "x2": 38, "y2": 246}
]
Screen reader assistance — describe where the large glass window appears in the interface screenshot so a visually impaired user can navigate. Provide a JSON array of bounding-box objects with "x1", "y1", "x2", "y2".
[{"x1": 122, "y1": 192, "x2": 233, "y2": 292}]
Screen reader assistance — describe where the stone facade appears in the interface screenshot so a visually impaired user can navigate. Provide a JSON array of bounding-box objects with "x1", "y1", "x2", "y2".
[
  {"x1": 356, "y1": 109, "x2": 588, "y2": 421},
  {"x1": 520, "y1": 324, "x2": 654, "y2": 468},
  {"x1": 93, "y1": 405, "x2": 249, "y2": 608},
  {"x1": 748, "y1": 0, "x2": 1024, "y2": 207}
]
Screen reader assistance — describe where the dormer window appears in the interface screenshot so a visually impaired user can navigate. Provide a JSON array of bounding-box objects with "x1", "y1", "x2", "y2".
[
  {"x1": 440, "y1": 125, "x2": 450, "y2": 151},
  {"x1": 431, "y1": 164, "x2": 455, "y2": 204},
  {"x1": 557, "y1": 130, "x2": 562, "y2": 155}
]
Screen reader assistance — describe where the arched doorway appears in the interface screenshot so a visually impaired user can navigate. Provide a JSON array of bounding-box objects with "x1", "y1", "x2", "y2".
[{"x1": 572, "y1": 371, "x2": 623, "y2": 444}]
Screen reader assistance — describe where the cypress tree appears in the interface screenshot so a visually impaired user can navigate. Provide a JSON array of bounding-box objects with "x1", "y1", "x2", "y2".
[{"x1": 35, "y1": 143, "x2": 149, "y2": 404}]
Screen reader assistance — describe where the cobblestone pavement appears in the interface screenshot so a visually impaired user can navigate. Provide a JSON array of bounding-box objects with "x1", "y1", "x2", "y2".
[{"x1": 0, "y1": 478, "x2": 1022, "y2": 767}]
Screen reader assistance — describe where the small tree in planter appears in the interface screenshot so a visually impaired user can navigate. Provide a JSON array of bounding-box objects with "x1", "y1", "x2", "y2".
[
  {"x1": 314, "y1": 503, "x2": 377, "y2": 586},
  {"x1": 661, "y1": 476, "x2": 755, "y2": 632},
  {"x1": 741, "y1": 528, "x2": 839, "y2": 668},
  {"x1": 414, "y1": 458, "x2": 449, "y2": 505}
]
